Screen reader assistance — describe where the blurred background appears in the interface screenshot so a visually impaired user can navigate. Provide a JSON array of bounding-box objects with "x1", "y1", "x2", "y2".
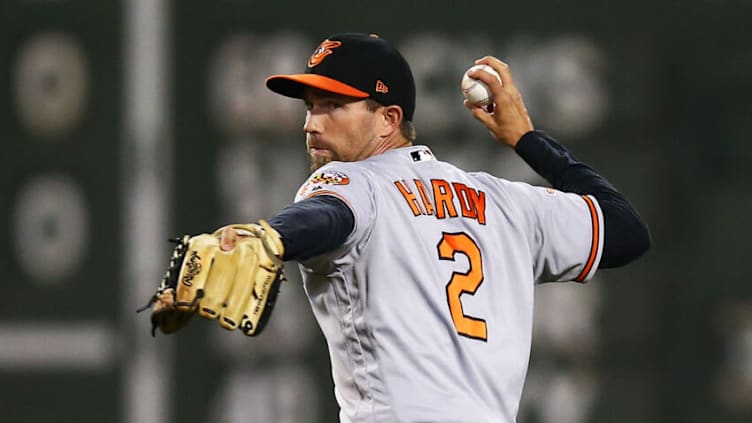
[{"x1": 1, "y1": 0, "x2": 750, "y2": 422}]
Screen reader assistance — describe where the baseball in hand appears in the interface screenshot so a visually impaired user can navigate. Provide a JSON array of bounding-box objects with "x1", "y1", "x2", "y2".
[{"x1": 461, "y1": 64, "x2": 502, "y2": 113}]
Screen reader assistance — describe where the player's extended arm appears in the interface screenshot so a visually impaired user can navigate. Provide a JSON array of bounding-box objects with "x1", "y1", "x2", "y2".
[
  {"x1": 267, "y1": 195, "x2": 355, "y2": 261},
  {"x1": 141, "y1": 196, "x2": 353, "y2": 337}
]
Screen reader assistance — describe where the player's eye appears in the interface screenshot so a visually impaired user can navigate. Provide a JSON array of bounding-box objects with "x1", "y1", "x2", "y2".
[{"x1": 326, "y1": 101, "x2": 343, "y2": 109}]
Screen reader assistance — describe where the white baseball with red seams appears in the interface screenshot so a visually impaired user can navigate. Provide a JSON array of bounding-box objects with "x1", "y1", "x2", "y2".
[{"x1": 461, "y1": 64, "x2": 502, "y2": 112}]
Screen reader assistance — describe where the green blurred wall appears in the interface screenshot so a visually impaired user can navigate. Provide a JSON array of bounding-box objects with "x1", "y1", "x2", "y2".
[{"x1": 2, "y1": 0, "x2": 751, "y2": 422}]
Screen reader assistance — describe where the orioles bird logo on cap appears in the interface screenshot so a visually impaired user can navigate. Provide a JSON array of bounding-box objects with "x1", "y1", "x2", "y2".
[{"x1": 308, "y1": 40, "x2": 342, "y2": 68}]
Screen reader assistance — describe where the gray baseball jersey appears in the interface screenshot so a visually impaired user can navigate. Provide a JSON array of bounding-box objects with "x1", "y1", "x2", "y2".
[{"x1": 294, "y1": 145, "x2": 604, "y2": 423}]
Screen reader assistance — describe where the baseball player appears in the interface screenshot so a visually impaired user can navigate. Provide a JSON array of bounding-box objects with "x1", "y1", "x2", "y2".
[{"x1": 145, "y1": 33, "x2": 650, "y2": 422}]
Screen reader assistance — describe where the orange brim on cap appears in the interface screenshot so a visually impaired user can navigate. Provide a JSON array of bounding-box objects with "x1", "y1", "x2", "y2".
[{"x1": 265, "y1": 74, "x2": 369, "y2": 99}]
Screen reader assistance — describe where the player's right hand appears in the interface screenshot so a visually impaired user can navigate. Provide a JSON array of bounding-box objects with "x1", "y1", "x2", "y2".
[{"x1": 464, "y1": 56, "x2": 534, "y2": 148}]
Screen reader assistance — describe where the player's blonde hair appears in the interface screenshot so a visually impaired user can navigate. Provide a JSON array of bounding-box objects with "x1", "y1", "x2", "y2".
[{"x1": 365, "y1": 99, "x2": 416, "y2": 142}]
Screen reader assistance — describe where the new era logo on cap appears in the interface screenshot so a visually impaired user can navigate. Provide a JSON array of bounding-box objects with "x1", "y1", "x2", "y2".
[
  {"x1": 265, "y1": 33, "x2": 416, "y2": 121},
  {"x1": 375, "y1": 80, "x2": 389, "y2": 93}
]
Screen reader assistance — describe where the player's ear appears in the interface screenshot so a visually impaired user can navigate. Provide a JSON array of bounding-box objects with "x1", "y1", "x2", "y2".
[{"x1": 380, "y1": 105, "x2": 403, "y2": 136}]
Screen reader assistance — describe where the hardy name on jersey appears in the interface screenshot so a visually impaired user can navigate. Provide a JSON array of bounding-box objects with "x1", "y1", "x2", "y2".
[{"x1": 394, "y1": 178, "x2": 487, "y2": 225}]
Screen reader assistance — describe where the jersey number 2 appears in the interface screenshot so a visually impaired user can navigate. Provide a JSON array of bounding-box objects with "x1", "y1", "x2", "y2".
[{"x1": 437, "y1": 232, "x2": 487, "y2": 341}]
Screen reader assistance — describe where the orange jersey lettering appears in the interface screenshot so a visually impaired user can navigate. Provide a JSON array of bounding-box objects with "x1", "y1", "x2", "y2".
[
  {"x1": 393, "y1": 178, "x2": 486, "y2": 225},
  {"x1": 394, "y1": 180, "x2": 423, "y2": 216}
]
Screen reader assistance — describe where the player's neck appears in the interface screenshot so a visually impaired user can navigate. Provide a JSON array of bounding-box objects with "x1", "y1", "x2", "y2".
[{"x1": 370, "y1": 133, "x2": 412, "y2": 157}]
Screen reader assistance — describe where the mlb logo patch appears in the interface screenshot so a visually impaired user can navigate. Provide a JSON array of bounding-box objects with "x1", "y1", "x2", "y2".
[{"x1": 410, "y1": 148, "x2": 434, "y2": 163}]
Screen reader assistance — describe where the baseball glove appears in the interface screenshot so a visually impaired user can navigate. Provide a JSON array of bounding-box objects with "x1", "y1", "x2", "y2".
[{"x1": 138, "y1": 220, "x2": 285, "y2": 337}]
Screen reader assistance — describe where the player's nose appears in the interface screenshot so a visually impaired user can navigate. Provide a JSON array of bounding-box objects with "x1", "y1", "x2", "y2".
[{"x1": 303, "y1": 110, "x2": 321, "y2": 134}]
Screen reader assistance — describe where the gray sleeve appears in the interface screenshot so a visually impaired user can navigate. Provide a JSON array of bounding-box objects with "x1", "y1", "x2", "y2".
[
  {"x1": 499, "y1": 179, "x2": 604, "y2": 284},
  {"x1": 515, "y1": 130, "x2": 651, "y2": 268}
]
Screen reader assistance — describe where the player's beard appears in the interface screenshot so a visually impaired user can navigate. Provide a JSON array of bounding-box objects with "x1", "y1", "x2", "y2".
[{"x1": 309, "y1": 153, "x2": 330, "y2": 172}]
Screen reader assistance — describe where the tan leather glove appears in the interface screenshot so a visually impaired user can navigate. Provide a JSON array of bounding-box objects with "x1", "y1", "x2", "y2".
[{"x1": 139, "y1": 220, "x2": 285, "y2": 337}]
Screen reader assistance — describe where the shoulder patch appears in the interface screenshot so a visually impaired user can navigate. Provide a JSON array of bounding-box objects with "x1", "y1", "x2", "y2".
[
  {"x1": 297, "y1": 170, "x2": 351, "y2": 199},
  {"x1": 310, "y1": 170, "x2": 350, "y2": 186}
]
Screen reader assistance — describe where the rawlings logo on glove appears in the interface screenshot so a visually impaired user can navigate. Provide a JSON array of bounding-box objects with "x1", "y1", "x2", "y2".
[
  {"x1": 138, "y1": 220, "x2": 285, "y2": 337},
  {"x1": 182, "y1": 251, "x2": 202, "y2": 287}
]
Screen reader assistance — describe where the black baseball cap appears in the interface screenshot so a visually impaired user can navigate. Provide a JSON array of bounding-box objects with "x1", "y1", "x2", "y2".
[{"x1": 266, "y1": 33, "x2": 416, "y2": 121}]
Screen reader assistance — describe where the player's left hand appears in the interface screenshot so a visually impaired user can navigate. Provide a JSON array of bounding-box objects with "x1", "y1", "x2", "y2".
[
  {"x1": 464, "y1": 56, "x2": 534, "y2": 148},
  {"x1": 138, "y1": 220, "x2": 286, "y2": 337}
]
